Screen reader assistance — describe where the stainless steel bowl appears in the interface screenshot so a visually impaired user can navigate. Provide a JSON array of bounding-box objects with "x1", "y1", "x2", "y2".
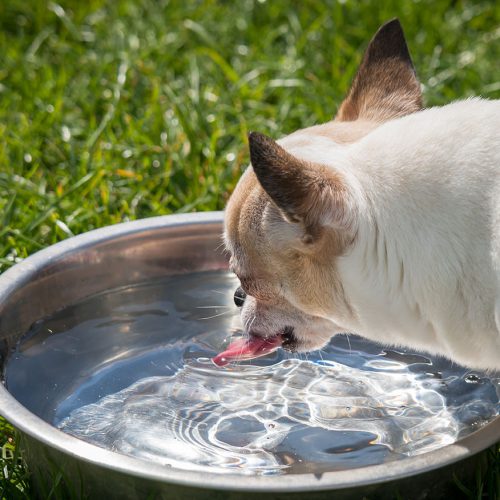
[{"x1": 0, "y1": 212, "x2": 498, "y2": 499}]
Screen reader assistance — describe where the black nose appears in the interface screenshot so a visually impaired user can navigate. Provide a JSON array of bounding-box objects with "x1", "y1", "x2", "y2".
[{"x1": 234, "y1": 287, "x2": 246, "y2": 307}]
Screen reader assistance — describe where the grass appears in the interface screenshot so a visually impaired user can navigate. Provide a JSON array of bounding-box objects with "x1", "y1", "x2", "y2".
[
  {"x1": 0, "y1": 0, "x2": 499, "y2": 498},
  {"x1": 0, "y1": 421, "x2": 30, "y2": 499}
]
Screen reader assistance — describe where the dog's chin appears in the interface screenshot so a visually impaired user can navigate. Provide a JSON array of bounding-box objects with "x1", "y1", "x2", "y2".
[{"x1": 280, "y1": 326, "x2": 334, "y2": 354}]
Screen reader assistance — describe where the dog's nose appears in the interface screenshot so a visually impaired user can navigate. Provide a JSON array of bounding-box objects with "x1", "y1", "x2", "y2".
[{"x1": 234, "y1": 286, "x2": 246, "y2": 307}]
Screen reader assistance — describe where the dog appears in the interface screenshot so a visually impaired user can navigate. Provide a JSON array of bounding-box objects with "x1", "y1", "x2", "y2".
[{"x1": 222, "y1": 19, "x2": 500, "y2": 371}]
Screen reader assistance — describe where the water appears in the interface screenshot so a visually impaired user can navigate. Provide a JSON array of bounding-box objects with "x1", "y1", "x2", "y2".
[{"x1": 5, "y1": 271, "x2": 500, "y2": 475}]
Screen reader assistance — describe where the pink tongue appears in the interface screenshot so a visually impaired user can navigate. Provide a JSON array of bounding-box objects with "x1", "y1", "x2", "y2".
[{"x1": 213, "y1": 335, "x2": 283, "y2": 366}]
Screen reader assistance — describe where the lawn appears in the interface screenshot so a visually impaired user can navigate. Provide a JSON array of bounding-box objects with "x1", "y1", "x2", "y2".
[{"x1": 0, "y1": 0, "x2": 499, "y2": 498}]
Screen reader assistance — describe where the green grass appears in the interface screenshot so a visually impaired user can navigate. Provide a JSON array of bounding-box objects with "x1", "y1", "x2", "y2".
[
  {"x1": 0, "y1": 0, "x2": 499, "y2": 498},
  {"x1": 0, "y1": 420, "x2": 30, "y2": 499}
]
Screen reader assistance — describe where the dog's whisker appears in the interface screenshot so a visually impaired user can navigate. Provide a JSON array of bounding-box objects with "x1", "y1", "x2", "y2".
[
  {"x1": 215, "y1": 241, "x2": 228, "y2": 253},
  {"x1": 244, "y1": 314, "x2": 256, "y2": 333},
  {"x1": 345, "y1": 333, "x2": 352, "y2": 355},
  {"x1": 242, "y1": 315, "x2": 249, "y2": 332},
  {"x1": 197, "y1": 310, "x2": 233, "y2": 320},
  {"x1": 196, "y1": 305, "x2": 233, "y2": 309}
]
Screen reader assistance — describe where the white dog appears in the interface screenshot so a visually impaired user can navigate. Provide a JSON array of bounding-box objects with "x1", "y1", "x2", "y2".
[{"x1": 216, "y1": 19, "x2": 500, "y2": 371}]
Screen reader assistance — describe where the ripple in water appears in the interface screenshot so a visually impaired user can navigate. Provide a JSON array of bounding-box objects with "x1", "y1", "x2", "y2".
[{"x1": 5, "y1": 271, "x2": 500, "y2": 475}]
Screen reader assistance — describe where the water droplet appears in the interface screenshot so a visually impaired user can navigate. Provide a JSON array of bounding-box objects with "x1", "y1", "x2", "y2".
[{"x1": 465, "y1": 374, "x2": 481, "y2": 384}]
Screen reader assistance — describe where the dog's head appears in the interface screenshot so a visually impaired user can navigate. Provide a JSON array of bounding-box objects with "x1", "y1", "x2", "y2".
[{"x1": 224, "y1": 19, "x2": 422, "y2": 352}]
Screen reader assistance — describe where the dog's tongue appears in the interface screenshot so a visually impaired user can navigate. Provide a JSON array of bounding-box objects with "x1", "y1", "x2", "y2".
[{"x1": 213, "y1": 335, "x2": 282, "y2": 366}]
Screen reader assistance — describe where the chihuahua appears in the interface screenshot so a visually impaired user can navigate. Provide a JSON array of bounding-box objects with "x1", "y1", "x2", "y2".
[{"x1": 219, "y1": 19, "x2": 500, "y2": 371}]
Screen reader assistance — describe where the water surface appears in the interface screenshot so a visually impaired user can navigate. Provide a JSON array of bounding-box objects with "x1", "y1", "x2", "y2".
[{"x1": 5, "y1": 271, "x2": 499, "y2": 475}]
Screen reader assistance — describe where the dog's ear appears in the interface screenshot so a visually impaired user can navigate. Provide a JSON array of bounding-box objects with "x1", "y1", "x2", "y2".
[
  {"x1": 336, "y1": 18, "x2": 422, "y2": 123},
  {"x1": 248, "y1": 132, "x2": 353, "y2": 242}
]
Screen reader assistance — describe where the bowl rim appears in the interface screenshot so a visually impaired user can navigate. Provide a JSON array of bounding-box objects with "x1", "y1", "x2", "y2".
[{"x1": 0, "y1": 211, "x2": 498, "y2": 493}]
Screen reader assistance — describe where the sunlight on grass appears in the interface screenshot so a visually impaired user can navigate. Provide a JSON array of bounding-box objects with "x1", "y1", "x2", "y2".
[{"x1": 0, "y1": 0, "x2": 499, "y2": 498}]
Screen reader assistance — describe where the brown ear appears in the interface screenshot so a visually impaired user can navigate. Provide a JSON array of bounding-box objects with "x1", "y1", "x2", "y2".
[
  {"x1": 248, "y1": 132, "x2": 351, "y2": 239},
  {"x1": 336, "y1": 18, "x2": 422, "y2": 123}
]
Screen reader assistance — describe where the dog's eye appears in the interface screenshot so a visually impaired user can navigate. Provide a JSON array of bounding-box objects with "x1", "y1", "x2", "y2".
[{"x1": 234, "y1": 287, "x2": 246, "y2": 307}]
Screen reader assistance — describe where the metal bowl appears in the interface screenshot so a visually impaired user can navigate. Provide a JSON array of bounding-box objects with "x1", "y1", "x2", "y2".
[{"x1": 0, "y1": 212, "x2": 498, "y2": 499}]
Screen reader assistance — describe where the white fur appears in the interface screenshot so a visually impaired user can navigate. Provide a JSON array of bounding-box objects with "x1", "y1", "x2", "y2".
[{"x1": 284, "y1": 99, "x2": 500, "y2": 370}]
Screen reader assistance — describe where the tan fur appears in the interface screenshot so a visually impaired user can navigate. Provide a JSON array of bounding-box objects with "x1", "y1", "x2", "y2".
[
  {"x1": 294, "y1": 119, "x2": 379, "y2": 144},
  {"x1": 336, "y1": 58, "x2": 422, "y2": 122},
  {"x1": 336, "y1": 20, "x2": 422, "y2": 122}
]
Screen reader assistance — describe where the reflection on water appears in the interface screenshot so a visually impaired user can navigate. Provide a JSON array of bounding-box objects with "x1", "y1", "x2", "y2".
[{"x1": 5, "y1": 271, "x2": 500, "y2": 475}]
